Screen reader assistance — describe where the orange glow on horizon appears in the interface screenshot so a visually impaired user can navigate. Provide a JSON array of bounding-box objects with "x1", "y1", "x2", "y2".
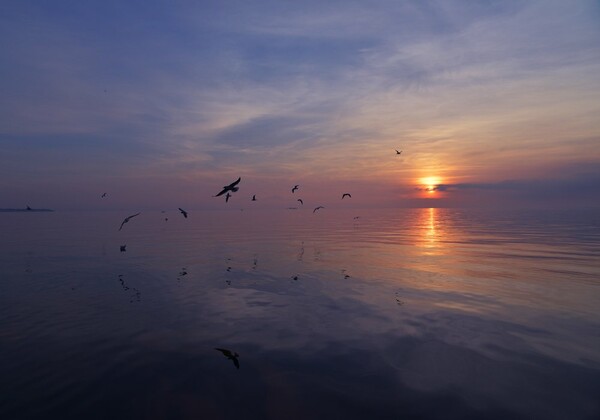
[{"x1": 420, "y1": 176, "x2": 442, "y2": 195}]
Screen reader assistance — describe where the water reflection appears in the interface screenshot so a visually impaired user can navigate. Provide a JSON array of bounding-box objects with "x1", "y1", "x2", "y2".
[
  {"x1": 0, "y1": 209, "x2": 598, "y2": 419},
  {"x1": 410, "y1": 207, "x2": 445, "y2": 258},
  {"x1": 424, "y1": 207, "x2": 437, "y2": 249}
]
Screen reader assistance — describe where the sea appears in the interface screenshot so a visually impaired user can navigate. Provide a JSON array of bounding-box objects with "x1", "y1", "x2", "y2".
[{"x1": 1, "y1": 208, "x2": 599, "y2": 419}]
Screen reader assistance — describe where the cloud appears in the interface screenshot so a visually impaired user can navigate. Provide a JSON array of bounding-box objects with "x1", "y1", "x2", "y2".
[
  {"x1": 416, "y1": 167, "x2": 600, "y2": 204},
  {"x1": 1, "y1": 1, "x2": 599, "y2": 209}
]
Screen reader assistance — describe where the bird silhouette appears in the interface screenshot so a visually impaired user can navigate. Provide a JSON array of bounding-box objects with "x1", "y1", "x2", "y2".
[
  {"x1": 252, "y1": 195, "x2": 256, "y2": 201},
  {"x1": 225, "y1": 192, "x2": 232, "y2": 203},
  {"x1": 342, "y1": 193, "x2": 351, "y2": 199},
  {"x1": 215, "y1": 348, "x2": 240, "y2": 369},
  {"x1": 313, "y1": 206, "x2": 325, "y2": 213},
  {"x1": 178, "y1": 208, "x2": 188, "y2": 218},
  {"x1": 395, "y1": 149, "x2": 402, "y2": 155},
  {"x1": 297, "y1": 199, "x2": 303, "y2": 205},
  {"x1": 101, "y1": 193, "x2": 107, "y2": 198},
  {"x1": 214, "y1": 177, "x2": 241, "y2": 197},
  {"x1": 26, "y1": 205, "x2": 32, "y2": 211},
  {"x1": 118, "y1": 213, "x2": 141, "y2": 231},
  {"x1": 292, "y1": 185, "x2": 299, "y2": 193},
  {"x1": 120, "y1": 245, "x2": 126, "y2": 252}
]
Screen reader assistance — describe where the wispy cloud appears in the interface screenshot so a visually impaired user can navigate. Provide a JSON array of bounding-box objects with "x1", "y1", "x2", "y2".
[{"x1": 1, "y1": 0, "x2": 598, "y2": 208}]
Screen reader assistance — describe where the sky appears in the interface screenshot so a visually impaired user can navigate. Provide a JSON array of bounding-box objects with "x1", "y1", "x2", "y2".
[{"x1": 1, "y1": 0, "x2": 599, "y2": 210}]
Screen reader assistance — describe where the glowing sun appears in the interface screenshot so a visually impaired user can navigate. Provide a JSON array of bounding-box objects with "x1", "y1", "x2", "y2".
[{"x1": 421, "y1": 176, "x2": 441, "y2": 194}]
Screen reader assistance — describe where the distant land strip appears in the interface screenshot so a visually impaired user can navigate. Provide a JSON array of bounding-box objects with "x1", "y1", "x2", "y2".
[{"x1": 0, "y1": 208, "x2": 54, "y2": 212}]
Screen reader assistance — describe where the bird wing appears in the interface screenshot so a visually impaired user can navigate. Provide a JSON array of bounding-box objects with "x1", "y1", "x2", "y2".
[
  {"x1": 233, "y1": 358, "x2": 240, "y2": 369},
  {"x1": 227, "y1": 177, "x2": 241, "y2": 188},
  {"x1": 127, "y1": 212, "x2": 141, "y2": 221},
  {"x1": 215, "y1": 348, "x2": 231, "y2": 357},
  {"x1": 119, "y1": 213, "x2": 140, "y2": 230},
  {"x1": 214, "y1": 188, "x2": 227, "y2": 197}
]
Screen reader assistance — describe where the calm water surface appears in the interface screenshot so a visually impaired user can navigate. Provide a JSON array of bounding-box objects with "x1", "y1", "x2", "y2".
[{"x1": 1, "y1": 208, "x2": 599, "y2": 419}]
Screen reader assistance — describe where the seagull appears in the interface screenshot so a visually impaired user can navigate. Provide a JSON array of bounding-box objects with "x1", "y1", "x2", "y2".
[
  {"x1": 225, "y1": 192, "x2": 232, "y2": 203},
  {"x1": 297, "y1": 199, "x2": 303, "y2": 205},
  {"x1": 120, "y1": 245, "x2": 126, "y2": 252},
  {"x1": 342, "y1": 193, "x2": 351, "y2": 199},
  {"x1": 214, "y1": 177, "x2": 241, "y2": 197},
  {"x1": 252, "y1": 195, "x2": 256, "y2": 201},
  {"x1": 292, "y1": 185, "x2": 299, "y2": 193},
  {"x1": 101, "y1": 193, "x2": 107, "y2": 198},
  {"x1": 313, "y1": 206, "x2": 325, "y2": 213},
  {"x1": 118, "y1": 212, "x2": 141, "y2": 231},
  {"x1": 178, "y1": 208, "x2": 188, "y2": 218},
  {"x1": 396, "y1": 150, "x2": 402, "y2": 155},
  {"x1": 215, "y1": 348, "x2": 240, "y2": 369}
]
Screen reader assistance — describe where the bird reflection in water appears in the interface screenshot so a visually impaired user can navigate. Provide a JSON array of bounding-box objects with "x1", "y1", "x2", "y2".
[{"x1": 215, "y1": 348, "x2": 240, "y2": 369}]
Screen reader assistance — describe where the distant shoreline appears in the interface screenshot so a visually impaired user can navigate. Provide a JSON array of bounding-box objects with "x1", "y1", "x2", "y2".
[{"x1": 0, "y1": 208, "x2": 54, "y2": 212}]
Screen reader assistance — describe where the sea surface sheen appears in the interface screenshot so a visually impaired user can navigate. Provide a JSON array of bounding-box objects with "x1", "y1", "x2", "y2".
[{"x1": 1, "y1": 208, "x2": 599, "y2": 419}]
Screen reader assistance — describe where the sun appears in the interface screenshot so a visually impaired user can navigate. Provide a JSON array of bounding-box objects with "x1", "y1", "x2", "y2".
[{"x1": 420, "y1": 176, "x2": 441, "y2": 194}]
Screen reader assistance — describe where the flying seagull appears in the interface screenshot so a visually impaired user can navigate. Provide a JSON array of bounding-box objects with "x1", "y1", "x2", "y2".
[
  {"x1": 292, "y1": 185, "x2": 299, "y2": 193},
  {"x1": 342, "y1": 193, "x2": 351, "y2": 199},
  {"x1": 225, "y1": 192, "x2": 232, "y2": 203},
  {"x1": 118, "y1": 212, "x2": 141, "y2": 231},
  {"x1": 101, "y1": 193, "x2": 107, "y2": 198},
  {"x1": 178, "y1": 208, "x2": 188, "y2": 218},
  {"x1": 214, "y1": 177, "x2": 241, "y2": 197},
  {"x1": 313, "y1": 206, "x2": 325, "y2": 213},
  {"x1": 252, "y1": 195, "x2": 256, "y2": 201},
  {"x1": 396, "y1": 149, "x2": 402, "y2": 155},
  {"x1": 215, "y1": 348, "x2": 240, "y2": 369},
  {"x1": 120, "y1": 245, "x2": 126, "y2": 252},
  {"x1": 297, "y1": 199, "x2": 303, "y2": 205}
]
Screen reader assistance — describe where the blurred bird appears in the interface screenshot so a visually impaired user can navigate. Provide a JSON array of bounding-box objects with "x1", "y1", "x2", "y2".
[
  {"x1": 225, "y1": 192, "x2": 232, "y2": 203},
  {"x1": 342, "y1": 193, "x2": 351, "y2": 199},
  {"x1": 215, "y1": 348, "x2": 240, "y2": 369},
  {"x1": 313, "y1": 206, "x2": 325, "y2": 213},
  {"x1": 118, "y1": 213, "x2": 141, "y2": 231},
  {"x1": 178, "y1": 208, "x2": 188, "y2": 218},
  {"x1": 292, "y1": 185, "x2": 299, "y2": 193},
  {"x1": 252, "y1": 195, "x2": 256, "y2": 201},
  {"x1": 101, "y1": 193, "x2": 107, "y2": 198},
  {"x1": 297, "y1": 199, "x2": 303, "y2": 205},
  {"x1": 120, "y1": 245, "x2": 126, "y2": 252},
  {"x1": 214, "y1": 177, "x2": 241, "y2": 197},
  {"x1": 396, "y1": 150, "x2": 402, "y2": 155}
]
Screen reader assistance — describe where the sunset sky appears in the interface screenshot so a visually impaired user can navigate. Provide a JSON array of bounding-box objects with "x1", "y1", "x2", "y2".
[{"x1": 1, "y1": 0, "x2": 599, "y2": 210}]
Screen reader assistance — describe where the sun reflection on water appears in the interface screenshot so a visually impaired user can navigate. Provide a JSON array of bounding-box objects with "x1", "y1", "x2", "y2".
[{"x1": 422, "y1": 207, "x2": 438, "y2": 251}]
